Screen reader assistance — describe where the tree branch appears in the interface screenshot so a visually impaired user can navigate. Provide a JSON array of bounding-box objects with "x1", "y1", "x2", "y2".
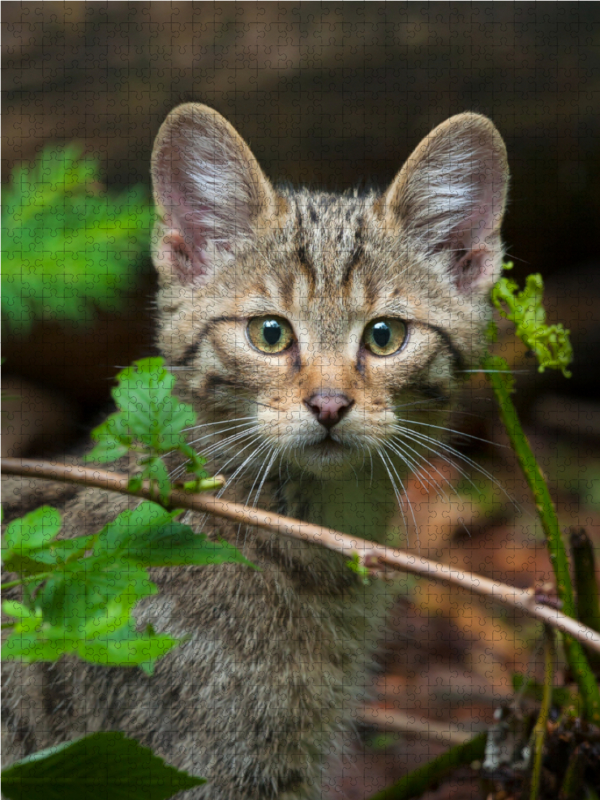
[{"x1": 2, "y1": 457, "x2": 600, "y2": 655}]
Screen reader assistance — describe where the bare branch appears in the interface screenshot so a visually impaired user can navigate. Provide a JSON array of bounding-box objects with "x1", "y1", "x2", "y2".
[
  {"x1": 358, "y1": 706, "x2": 473, "y2": 746},
  {"x1": 3, "y1": 457, "x2": 600, "y2": 655}
]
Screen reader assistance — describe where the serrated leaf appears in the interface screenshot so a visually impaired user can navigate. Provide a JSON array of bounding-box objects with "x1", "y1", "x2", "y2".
[
  {"x1": 491, "y1": 265, "x2": 573, "y2": 378},
  {"x1": 38, "y1": 567, "x2": 156, "y2": 633},
  {"x1": 3, "y1": 506, "x2": 61, "y2": 552},
  {"x1": 94, "y1": 502, "x2": 251, "y2": 568},
  {"x1": 0, "y1": 731, "x2": 205, "y2": 800}
]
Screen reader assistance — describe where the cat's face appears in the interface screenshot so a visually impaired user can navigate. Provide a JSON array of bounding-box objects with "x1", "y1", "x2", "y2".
[{"x1": 151, "y1": 105, "x2": 508, "y2": 480}]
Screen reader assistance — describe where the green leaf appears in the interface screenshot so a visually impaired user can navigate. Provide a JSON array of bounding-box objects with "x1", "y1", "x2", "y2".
[
  {"x1": 1, "y1": 552, "x2": 53, "y2": 576},
  {"x1": 3, "y1": 506, "x2": 61, "y2": 552},
  {"x1": 95, "y1": 502, "x2": 251, "y2": 568},
  {"x1": 2, "y1": 600, "x2": 39, "y2": 620},
  {"x1": 491, "y1": 264, "x2": 573, "y2": 377},
  {"x1": 85, "y1": 358, "x2": 199, "y2": 470},
  {"x1": 38, "y1": 566, "x2": 156, "y2": 632},
  {"x1": 1, "y1": 570, "x2": 180, "y2": 671},
  {"x1": 110, "y1": 358, "x2": 196, "y2": 452},
  {"x1": 0, "y1": 731, "x2": 205, "y2": 800},
  {"x1": 75, "y1": 621, "x2": 180, "y2": 673}
]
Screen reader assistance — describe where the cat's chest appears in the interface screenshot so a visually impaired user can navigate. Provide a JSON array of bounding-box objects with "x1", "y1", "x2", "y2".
[{"x1": 281, "y1": 465, "x2": 401, "y2": 545}]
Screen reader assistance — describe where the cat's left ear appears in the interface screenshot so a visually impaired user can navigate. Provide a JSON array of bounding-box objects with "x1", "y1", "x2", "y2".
[
  {"x1": 380, "y1": 113, "x2": 509, "y2": 293},
  {"x1": 151, "y1": 103, "x2": 278, "y2": 285}
]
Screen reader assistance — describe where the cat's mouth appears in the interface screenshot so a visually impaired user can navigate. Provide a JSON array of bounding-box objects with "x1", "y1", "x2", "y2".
[{"x1": 314, "y1": 434, "x2": 344, "y2": 450}]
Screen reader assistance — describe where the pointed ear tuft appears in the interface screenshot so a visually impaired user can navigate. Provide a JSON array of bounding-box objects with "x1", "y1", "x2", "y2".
[
  {"x1": 151, "y1": 103, "x2": 277, "y2": 285},
  {"x1": 381, "y1": 113, "x2": 509, "y2": 293}
]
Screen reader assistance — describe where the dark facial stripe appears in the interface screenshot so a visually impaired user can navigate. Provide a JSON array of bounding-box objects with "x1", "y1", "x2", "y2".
[
  {"x1": 200, "y1": 373, "x2": 249, "y2": 400},
  {"x1": 172, "y1": 315, "x2": 243, "y2": 366},
  {"x1": 296, "y1": 243, "x2": 317, "y2": 287},
  {"x1": 294, "y1": 203, "x2": 317, "y2": 288},
  {"x1": 415, "y1": 383, "x2": 451, "y2": 406},
  {"x1": 341, "y1": 243, "x2": 363, "y2": 289},
  {"x1": 340, "y1": 224, "x2": 364, "y2": 289},
  {"x1": 425, "y1": 324, "x2": 466, "y2": 375}
]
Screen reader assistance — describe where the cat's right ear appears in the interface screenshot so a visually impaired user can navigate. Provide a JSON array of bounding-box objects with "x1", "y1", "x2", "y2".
[
  {"x1": 379, "y1": 113, "x2": 509, "y2": 294},
  {"x1": 151, "y1": 103, "x2": 277, "y2": 285}
]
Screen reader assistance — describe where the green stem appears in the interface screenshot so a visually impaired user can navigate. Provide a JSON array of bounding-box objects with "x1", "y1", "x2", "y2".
[
  {"x1": 570, "y1": 528, "x2": 600, "y2": 632},
  {"x1": 367, "y1": 733, "x2": 486, "y2": 800},
  {"x1": 558, "y1": 745, "x2": 585, "y2": 800},
  {"x1": 529, "y1": 629, "x2": 555, "y2": 800},
  {"x1": 570, "y1": 528, "x2": 600, "y2": 672},
  {"x1": 483, "y1": 353, "x2": 600, "y2": 725}
]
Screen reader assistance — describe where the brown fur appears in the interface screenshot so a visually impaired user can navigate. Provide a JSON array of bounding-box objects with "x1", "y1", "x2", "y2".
[{"x1": 2, "y1": 105, "x2": 508, "y2": 798}]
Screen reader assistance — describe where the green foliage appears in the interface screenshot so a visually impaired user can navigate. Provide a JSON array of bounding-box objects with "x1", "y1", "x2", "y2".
[
  {"x1": 2, "y1": 144, "x2": 153, "y2": 335},
  {"x1": 2, "y1": 358, "x2": 251, "y2": 674},
  {"x1": 85, "y1": 357, "x2": 215, "y2": 502},
  {"x1": 2, "y1": 500, "x2": 251, "y2": 674},
  {"x1": 1, "y1": 354, "x2": 256, "y2": 796},
  {"x1": 0, "y1": 731, "x2": 205, "y2": 800},
  {"x1": 491, "y1": 262, "x2": 573, "y2": 377}
]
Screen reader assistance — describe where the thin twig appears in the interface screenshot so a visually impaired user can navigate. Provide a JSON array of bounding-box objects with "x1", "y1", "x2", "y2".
[
  {"x1": 358, "y1": 706, "x2": 473, "y2": 745},
  {"x1": 3, "y1": 458, "x2": 600, "y2": 655}
]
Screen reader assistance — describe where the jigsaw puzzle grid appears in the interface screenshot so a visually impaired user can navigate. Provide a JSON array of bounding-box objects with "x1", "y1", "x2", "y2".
[{"x1": 2, "y1": 5, "x2": 600, "y2": 798}]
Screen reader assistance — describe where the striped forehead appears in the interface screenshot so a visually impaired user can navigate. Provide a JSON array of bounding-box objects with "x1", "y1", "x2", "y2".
[
  {"x1": 291, "y1": 191, "x2": 367, "y2": 283},
  {"x1": 273, "y1": 191, "x2": 375, "y2": 347}
]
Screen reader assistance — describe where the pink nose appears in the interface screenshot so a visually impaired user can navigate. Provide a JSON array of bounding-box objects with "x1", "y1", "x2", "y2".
[{"x1": 304, "y1": 392, "x2": 354, "y2": 429}]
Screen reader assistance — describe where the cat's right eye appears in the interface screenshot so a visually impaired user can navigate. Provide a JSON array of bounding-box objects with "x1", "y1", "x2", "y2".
[
  {"x1": 247, "y1": 316, "x2": 295, "y2": 354},
  {"x1": 362, "y1": 318, "x2": 407, "y2": 356}
]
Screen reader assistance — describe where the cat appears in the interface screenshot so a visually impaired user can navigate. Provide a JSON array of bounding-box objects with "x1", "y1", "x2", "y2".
[{"x1": 2, "y1": 104, "x2": 508, "y2": 799}]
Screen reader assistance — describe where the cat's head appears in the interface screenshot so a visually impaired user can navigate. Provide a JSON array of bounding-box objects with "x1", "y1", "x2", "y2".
[{"x1": 151, "y1": 104, "x2": 508, "y2": 479}]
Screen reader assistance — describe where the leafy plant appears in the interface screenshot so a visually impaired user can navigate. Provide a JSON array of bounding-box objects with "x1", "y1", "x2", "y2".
[
  {"x1": 2, "y1": 144, "x2": 153, "y2": 335},
  {"x1": 1, "y1": 356, "x2": 253, "y2": 798},
  {"x1": 2, "y1": 358, "x2": 251, "y2": 676},
  {"x1": 490, "y1": 262, "x2": 573, "y2": 377},
  {"x1": 85, "y1": 358, "x2": 217, "y2": 502},
  {"x1": 1, "y1": 731, "x2": 205, "y2": 800}
]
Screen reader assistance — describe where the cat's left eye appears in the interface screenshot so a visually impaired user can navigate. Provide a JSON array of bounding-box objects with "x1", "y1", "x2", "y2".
[
  {"x1": 247, "y1": 316, "x2": 295, "y2": 354},
  {"x1": 362, "y1": 318, "x2": 407, "y2": 356}
]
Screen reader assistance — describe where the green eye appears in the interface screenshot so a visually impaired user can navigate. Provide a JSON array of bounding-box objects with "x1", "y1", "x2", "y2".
[
  {"x1": 247, "y1": 316, "x2": 295, "y2": 354},
  {"x1": 363, "y1": 318, "x2": 407, "y2": 356}
]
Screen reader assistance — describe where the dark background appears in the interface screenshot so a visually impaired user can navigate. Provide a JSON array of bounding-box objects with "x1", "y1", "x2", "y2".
[{"x1": 3, "y1": 1, "x2": 600, "y2": 440}]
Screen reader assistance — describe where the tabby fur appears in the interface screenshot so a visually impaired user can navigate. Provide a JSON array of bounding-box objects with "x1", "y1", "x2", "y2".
[{"x1": 2, "y1": 105, "x2": 508, "y2": 799}]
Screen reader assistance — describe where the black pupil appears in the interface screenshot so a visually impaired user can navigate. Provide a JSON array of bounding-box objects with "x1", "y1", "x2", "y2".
[
  {"x1": 263, "y1": 320, "x2": 282, "y2": 345},
  {"x1": 372, "y1": 322, "x2": 391, "y2": 348}
]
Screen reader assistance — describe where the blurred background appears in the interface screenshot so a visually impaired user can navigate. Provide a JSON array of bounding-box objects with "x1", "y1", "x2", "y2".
[{"x1": 2, "y1": 4, "x2": 600, "y2": 797}]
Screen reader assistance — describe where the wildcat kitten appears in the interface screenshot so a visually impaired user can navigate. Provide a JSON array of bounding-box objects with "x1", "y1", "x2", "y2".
[{"x1": 2, "y1": 105, "x2": 508, "y2": 799}]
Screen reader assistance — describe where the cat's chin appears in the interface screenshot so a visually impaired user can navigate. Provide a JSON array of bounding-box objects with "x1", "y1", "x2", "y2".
[{"x1": 288, "y1": 438, "x2": 363, "y2": 478}]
